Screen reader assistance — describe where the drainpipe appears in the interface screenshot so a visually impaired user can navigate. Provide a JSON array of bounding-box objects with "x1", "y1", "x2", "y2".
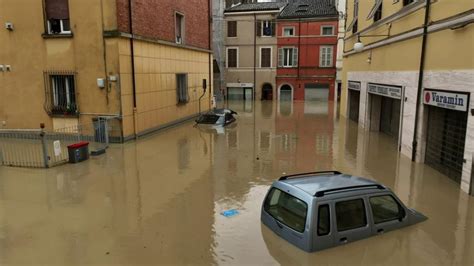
[
  {"x1": 297, "y1": 18, "x2": 301, "y2": 79},
  {"x1": 411, "y1": 0, "x2": 431, "y2": 162},
  {"x1": 208, "y1": 0, "x2": 212, "y2": 110},
  {"x1": 128, "y1": 0, "x2": 138, "y2": 139},
  {"x1": 254, "y1": 13, "x2": 257, "y2": 101}
]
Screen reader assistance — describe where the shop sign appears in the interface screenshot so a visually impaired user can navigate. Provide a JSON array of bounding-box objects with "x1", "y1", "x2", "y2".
[
  {"x1": 368, "y1": 83, "x2": 402, "y2": 99},
  {"x1": 227, "y1": 83, "x2": 254, "y2": 88},
  {"x1": 424, "y1": 89, "x2": 468, "y2": 112},
  {"x1": 348, "y1": 81, "x2": 361, "y2": 91}
]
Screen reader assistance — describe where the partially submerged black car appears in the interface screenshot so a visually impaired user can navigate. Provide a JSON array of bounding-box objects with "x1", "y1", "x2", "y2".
[{"x1": 195, "y1": 109, "x2": 237, "y2": 126}]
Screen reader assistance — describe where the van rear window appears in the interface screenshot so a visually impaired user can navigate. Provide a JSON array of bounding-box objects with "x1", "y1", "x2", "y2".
[{"x1": 264, "y1": 188, "x2": 308, "y2": 233}]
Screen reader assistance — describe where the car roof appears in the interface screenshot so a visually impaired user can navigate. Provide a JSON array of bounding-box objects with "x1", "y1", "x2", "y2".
[{"x1": 280, "y1": 172, "x2": 385, "y2": 197}]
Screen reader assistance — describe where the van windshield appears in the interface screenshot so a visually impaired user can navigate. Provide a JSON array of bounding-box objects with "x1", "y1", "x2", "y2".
[{"x1": 264, "y1": 188, "x2": 308, "y2": 233}]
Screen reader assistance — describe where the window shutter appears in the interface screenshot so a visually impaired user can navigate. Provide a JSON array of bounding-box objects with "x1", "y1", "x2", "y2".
[
  {"x1": 293, "y1": 48, "x2": 298, "y2": 67},
  {"x1": 319, "y1": 47, "x2": 324, "y2": 67},
  {"x1": 256, "y1": 20, "x2": 262, "y2": 37},
  {"x1": 45, "y1": 0, "x2": 70, "y2": 19},
  {"x1": 278, "y1": 48, "x2": 283, "y2": 67},
  {"x1": 271, "y1": 20, "x2": 276, "y2": 36}
]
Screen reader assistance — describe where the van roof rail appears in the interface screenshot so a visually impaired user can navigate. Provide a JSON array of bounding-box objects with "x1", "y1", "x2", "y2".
[
  {"x1": 314, "y1": 184, "x2": 385, "y2": 197},
  {"x1": 279, "y1": 171, "x2": 342, "y2": 181}
]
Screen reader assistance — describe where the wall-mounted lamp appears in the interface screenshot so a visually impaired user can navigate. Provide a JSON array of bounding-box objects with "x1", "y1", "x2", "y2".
[{"x1": 353, "y1": 34, "x2": 390, "y2": 52}]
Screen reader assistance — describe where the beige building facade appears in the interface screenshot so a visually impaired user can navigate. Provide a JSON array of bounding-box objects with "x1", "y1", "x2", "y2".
[
  {"x1": 0, "y1": 0, "x2": 212, "y2": 140},
  {"x1": 341, "y1": 0, "x2": 474, "y2": 194},
  {"x1": 223, "y1": 2, "x2": 286, "y2": 101}
]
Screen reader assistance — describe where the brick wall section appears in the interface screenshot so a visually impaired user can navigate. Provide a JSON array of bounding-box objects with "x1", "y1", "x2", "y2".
[{"x1": 116, "y1": 0, "x2": 211, "y2": 50}]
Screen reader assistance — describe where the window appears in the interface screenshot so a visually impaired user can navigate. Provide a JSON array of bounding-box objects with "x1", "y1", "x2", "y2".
[
  {"x1": 403, "y1": 0, "x2": 416, "y2": 6},
  {"x1": 264, "y1": 188, "x2": 308, "y2": 233},
  {"x1": 176, "y1": 74, "x2": 188, "y2": 104},
  {"x1": 318, "y1": 205, "x2": 330, "y2": 236},
  {"x1": 319, "y1": 46, "x2": 333, "y2": 67},
  {"x1": 257, "y1": 20, "x2": 275, "y2": 37},
  {"x1": 283, "y1": 27, "x2": 294, "y2": 36},
  {"x1": 336, "y1": 199, "x2": 367, "y2": 231},
  {"x1": 278, "y1": 48, "x2": 298, "y2": 67},
  {"x1": 49, "y1": 75, "x2": 77, "y2": 115},
  {"x1": 227, "y1": 48, "x2": 238, "y2": 68},
  {"x1": 45, "y1": 0, "x2": 71, "y2": 34},
  {"x1": 175, "y1": 13, "x2": 184, "y2": 44},
  {"x1": 352, "y1": 20, "x2": 358, "y2": 33},
  {"x1": 227, "y1": 21, "x2": 237, "y2": 37},
  {"x1": 374, "y1": 2, "x2": 383, "y2": 22},
  {"x1": 260, "y1": 47, "x2": 271, "y2": 68},
  {"x1": 351, "y1": 0, "x2": 359, "y2": 33},
  {"x1": 367, "y1": 0, "x2": 383, "y2": 22},
  {"x1": 321, "y1": 26, "x2": 334, "y2": 36},
  {"x1": 369, "y1": 195, "x2": 406, "y2": 224}
]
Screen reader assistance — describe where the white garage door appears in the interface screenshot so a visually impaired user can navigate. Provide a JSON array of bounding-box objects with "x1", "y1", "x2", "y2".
[{"x1": 304, "y1": 84, "x2": 329, "y2": 101}]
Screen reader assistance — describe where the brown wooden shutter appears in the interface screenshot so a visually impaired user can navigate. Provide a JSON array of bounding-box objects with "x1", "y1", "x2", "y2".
[
  {"x1": 227, "y1": 21, "x2": 237, "y2": 37},
  {"x1": 261, "y1": 48, "x2": 271, "y2": 68},
  {"x1": 228, "y1": 49, "x2": 237, "y2": 68},
  {"x1": 271, "y1": 20, "x2": 276, "y2": 36},
  {"x1": 45, "y1": 0, "x2": 70, "y2": 19}
]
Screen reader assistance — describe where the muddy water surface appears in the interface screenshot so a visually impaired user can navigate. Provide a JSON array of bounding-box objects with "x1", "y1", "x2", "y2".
[{"x1": 0, "y1": 101, "x2": 472, "y2": 265}]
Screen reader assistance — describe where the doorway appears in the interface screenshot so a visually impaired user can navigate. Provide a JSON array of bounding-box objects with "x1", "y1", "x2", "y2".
[{"x1": 262, "y1": 83, "x2": 273, "y2": 100}]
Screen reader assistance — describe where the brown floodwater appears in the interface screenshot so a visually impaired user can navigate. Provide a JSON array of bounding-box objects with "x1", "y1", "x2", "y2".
[{"x1": 0, "y1": 100, "x2": 473, "y2": 265}]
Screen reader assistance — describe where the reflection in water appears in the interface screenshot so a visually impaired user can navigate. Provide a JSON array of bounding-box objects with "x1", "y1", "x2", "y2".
[{"x1": 0, "y1": 100, "x2": 472, "y2": 265}]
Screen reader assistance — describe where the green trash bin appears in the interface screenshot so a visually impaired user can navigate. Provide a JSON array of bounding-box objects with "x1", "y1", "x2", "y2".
[{"x1": 67, "y1": 141, "x2": 89, "y2": 163}]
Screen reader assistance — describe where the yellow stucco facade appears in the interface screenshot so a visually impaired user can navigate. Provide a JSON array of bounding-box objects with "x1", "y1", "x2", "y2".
[
  {"x1": 341, "y1": 0, "x2": 474, "y2": 193},
  {"x1": 0, "y1": 0, "x2": 212, "y2": 139}
]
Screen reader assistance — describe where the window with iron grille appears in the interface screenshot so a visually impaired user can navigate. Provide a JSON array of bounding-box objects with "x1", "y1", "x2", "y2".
[
  {"x1": 44, "y1": 72, "x2": 77, "y2": 116},
  {"x1": 227, "y1": 21, "x2": 237, "y2": 37},
  {"x1": 175, "y1": 12, "x2": 184, "y2": 44},
  {"x1": 176, "y1": 74, "x2": 189, "y2": 104},
  {"x1": 44, "y1": 0, "x2": 71, "y2": 35},
  {"x1": 260, "y1": 48, "x2": 271, "y2": 68}
]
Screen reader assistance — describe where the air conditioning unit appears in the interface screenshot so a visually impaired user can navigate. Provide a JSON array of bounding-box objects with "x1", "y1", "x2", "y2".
[{"x1": 5, "y1": 22, "x2": 14, "y2": 31}]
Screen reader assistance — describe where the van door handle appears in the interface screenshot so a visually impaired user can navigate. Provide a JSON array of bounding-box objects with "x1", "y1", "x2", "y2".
[
  {"x1": 275, "y1": 220, "x2": 283, "y2": 229},
  {"x1": 377, "y1": 229, "x2": 384, "y2": 234},
  {"x1": 340, "y1": 237, "x2": 347, "y2": 243}
]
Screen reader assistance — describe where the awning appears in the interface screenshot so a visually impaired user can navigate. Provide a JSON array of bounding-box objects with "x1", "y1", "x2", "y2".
[
  {"x1": 367, "y1": 0, "x2": 383, "y2": 20},
  {"x1": 346, "y1": 16, "x2": 358, "y2": 31}
]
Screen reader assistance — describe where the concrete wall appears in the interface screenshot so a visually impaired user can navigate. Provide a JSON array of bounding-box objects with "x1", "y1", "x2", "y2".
[{"x1": 118, "y1": 39, "x2": 212, "y2": 138}]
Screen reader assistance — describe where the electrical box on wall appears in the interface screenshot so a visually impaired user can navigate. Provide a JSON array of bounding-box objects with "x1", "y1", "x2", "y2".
[{"x1": 97, "y1": 78, "x2": 105, "y2": 88}]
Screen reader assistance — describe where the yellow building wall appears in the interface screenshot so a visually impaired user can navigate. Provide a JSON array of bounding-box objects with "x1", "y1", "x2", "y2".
[
  {"x1": 341, "y1": 0, "x2": 474, "y2": 116},
  {"x1": 118, "y1": 39, "x2": 212, "y2": 138}
]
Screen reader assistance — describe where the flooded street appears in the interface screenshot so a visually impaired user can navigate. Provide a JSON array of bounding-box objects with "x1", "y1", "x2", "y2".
[{"x1": 0, "y1": 100, "x2": 473, "y2": 265}]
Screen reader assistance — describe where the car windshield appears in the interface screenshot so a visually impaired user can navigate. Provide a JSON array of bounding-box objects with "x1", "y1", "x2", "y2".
[
  {"x1": 264, "y1": 188, "x2": 307, "y2": 233},
  {"x1": 196, "y1": 114, "x2": 220, "y2": 124}
]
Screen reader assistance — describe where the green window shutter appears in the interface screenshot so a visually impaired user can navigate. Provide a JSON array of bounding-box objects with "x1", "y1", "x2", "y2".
[
  {"x1": 293, "y1": 48, "x2": 298, "y2": 67},
  {"x1": 271, "y1": 20, "x2": 276, "y2": 36},
  {"x1": 278, "y1": 48, "x2": 283, "y2": 67}
]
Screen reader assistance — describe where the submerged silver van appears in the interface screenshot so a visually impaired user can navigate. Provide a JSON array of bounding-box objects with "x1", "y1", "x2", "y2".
[{"x1": 261, "y1": 171, "x2": 427, "y2": 252}]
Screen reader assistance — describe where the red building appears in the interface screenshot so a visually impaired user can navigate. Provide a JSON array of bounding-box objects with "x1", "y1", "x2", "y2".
[{"x1": 276, "y1": 0, "x2": 338, "y2": 101}]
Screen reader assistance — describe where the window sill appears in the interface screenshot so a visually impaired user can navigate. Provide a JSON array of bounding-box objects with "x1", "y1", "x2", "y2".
[{"x1": 42, "y1": 33, "x2": 74, "y2": 39}]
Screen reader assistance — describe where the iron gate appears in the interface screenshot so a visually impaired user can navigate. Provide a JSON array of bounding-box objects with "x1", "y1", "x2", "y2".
[{"x1": 425, "y1": 106, "x2": 468, "y2": 183}]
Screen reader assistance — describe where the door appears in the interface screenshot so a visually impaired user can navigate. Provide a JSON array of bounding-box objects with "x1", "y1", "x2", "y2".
[
  {"x1": 304, "y1": 83, "x2": 329, "y2": 101},
  {"x1": 425, "y1": 106, "x2": 468, "y2": 183},
  {"x1": 379, "y1": 97, "x2": 401, "y2": 140},
  {"x1": 227, "y1": 87, "x2": 243, "y2": 100},
  {"x1": 349, "y1": 90, "x2": 360, "y2": 122},
  {"x1": 244, "y1": 87, "x2": 253, "y2": 100},
  {"x1": 280, "y1": 85, "x2": 292, "y2": 101},
  {"x1": 333, "y1": 197, "x2": 372, "y2": 246},
  {"x1": 368, "y1": 194, "x2": 407, "y2": 235},
  {"x1": 312, "y1": 203, "x2": 334, "y2": 251}
]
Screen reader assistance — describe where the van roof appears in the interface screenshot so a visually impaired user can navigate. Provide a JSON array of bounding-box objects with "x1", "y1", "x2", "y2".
[{"x1": 280, "y1": 173, "x2": 385, "y2": 197}]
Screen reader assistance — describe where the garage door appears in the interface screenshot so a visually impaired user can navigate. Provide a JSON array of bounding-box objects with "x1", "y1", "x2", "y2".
[
  {"x1": 349, "y1": 90, "x2": 360, "y2": 122},
  {"x1": 425, "y1": 106, "x2": 468, "y2": 183},
  {"x1": 305, "y1": 84, "x2": 329, "y2": 101}
]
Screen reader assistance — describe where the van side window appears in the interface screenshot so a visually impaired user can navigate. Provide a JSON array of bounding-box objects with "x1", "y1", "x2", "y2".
[
  {"x1": 317, "y1": 204, "x2": 330, "y2": 236},
  {"x1": 369, "y1": 195, "x2": 406, "y2": 224},
  {"x1": 336, "y1": 199, "x2": 367, "y2": 231},
  {"x1": 263, "y1": 188, "x2": 308, "y2": 233}
]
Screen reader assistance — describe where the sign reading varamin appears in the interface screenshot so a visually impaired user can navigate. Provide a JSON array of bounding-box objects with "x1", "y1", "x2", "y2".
[{"x1": 424, "y1": 89, "x2": 468, "y2": 112}]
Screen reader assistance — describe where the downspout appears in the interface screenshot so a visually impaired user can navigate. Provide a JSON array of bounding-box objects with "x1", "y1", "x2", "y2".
[
  {"x1": 128, "y1": 0, "x2": 138, "y2": 139},
  {"x1": 254, "y1": 13, "x2": 257, "y2": 101},
  {"x1": 411, "y1": 0, "x2": 431, "y2": 162},
  {"x1": 208, "y1": 0, "x2": 212, "y2": 110},
  {"x1": 99, "y1": 0, "x2": 109, "y2": 105},
  {"x1": 298, "y1": 18, "x2": 301, "y2": 79}
]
